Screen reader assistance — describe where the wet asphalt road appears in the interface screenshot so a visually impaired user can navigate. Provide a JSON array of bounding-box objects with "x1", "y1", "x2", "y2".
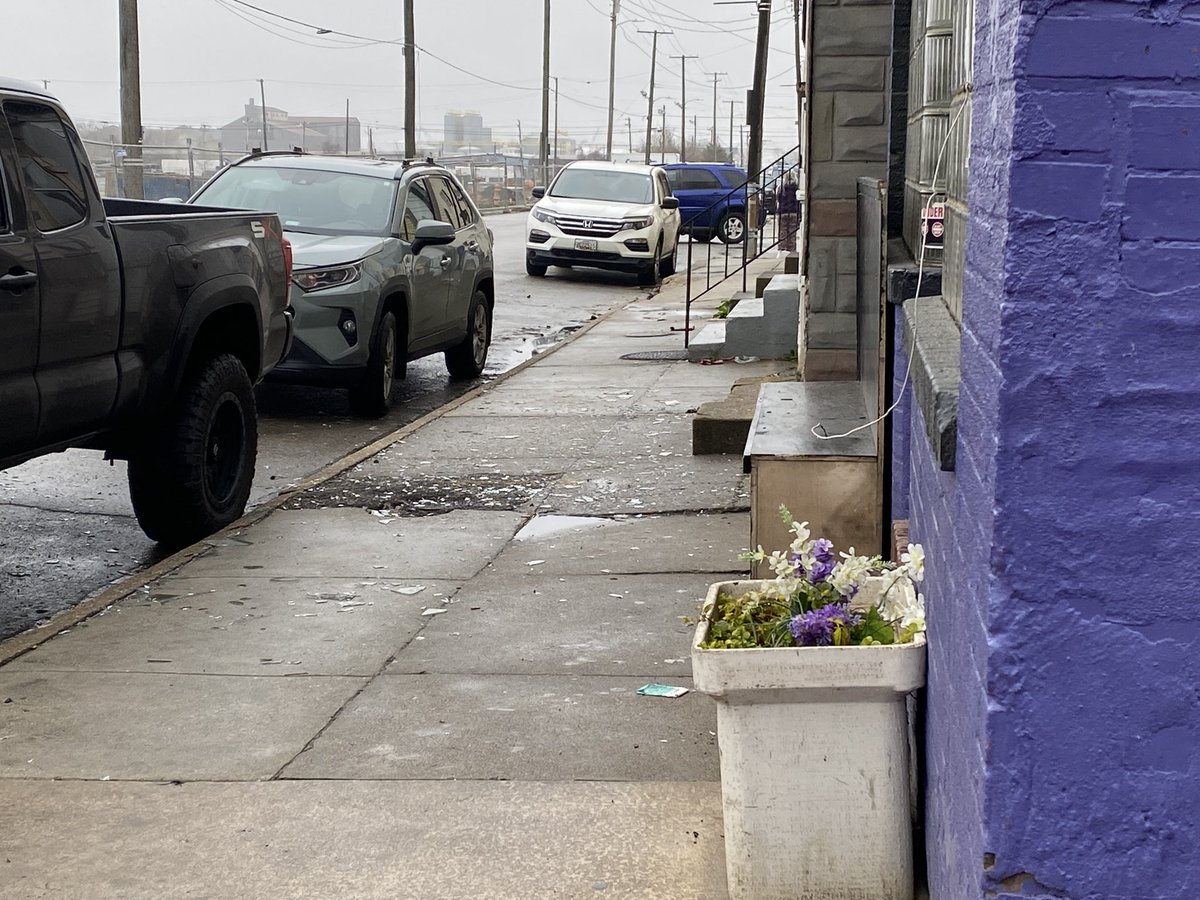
[{"x1": 0, "y1": 212, "x2": 674, "y2": 640}]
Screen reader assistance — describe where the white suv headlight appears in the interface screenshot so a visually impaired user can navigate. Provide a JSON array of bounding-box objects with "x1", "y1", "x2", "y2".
[
  {"x1": 532, "y1": 208, "x2": 558, "y2": 225},
  {"x1": 620, "y1": 216, "x2": 654, "y2": 231}
]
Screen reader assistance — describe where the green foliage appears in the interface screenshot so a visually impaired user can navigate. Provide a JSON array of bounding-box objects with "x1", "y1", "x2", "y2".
[{"x1": 714, "y1": 299, "x2": 736, "y2": 319}]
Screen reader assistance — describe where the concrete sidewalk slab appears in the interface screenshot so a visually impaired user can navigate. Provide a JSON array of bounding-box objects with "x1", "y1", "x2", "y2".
[
  {"x1": 384, "y1": 572, "x2": 711, "y2": 677},
  {"x1": 542, "y1": 461, "x2": 750, "y2": 516},
  {"x1": 185, "y1": 508, "x2": 523, "y2": 580},
  {"x1": 4, "y1": 575, "x2": 460, "y2": 677},
  {"x1": 376, "y1": 414, "x2": 626, "y2": 458},
  {"x1": 280, "y1": 673, "x2": 718, "y2": 782},
  {"x1": 0, "y1": 779, "x2": 728, "y2": 899},
  {"x1": 483, "y1": 512, "x2": 749, "y2": 576},
  {"x1": 444, "y1": 387, "x2": 643, "y2": 418},
  {"x1": 0, "y1": 670, "x2": 363, "y2": 780}
]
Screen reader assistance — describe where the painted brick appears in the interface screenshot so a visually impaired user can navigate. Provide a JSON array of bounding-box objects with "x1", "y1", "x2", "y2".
[
  {"x1": 1123, "y1": 175, "x2": 1200, "y2": 240},
  {"x1": 813, "y1": 5, "x2": 894, "y2": 56},
  {"x1": 1009, "y1": 161, "x2": 1107, "y2": 223},
  {"x1": 837, "y1": 92, "x2": 887, "y2": 126},
  {"x1": 812, "y1": 56, "x2": 888, "y2": 92},
  {"x1": 1130, "y1": 102, "x2": 1200, "y2": 170},
  {"x1": 896, "y1": 0, "x2": 1200, "y2": 897},
  {"x1": 833, "y1": 123, "x2": 889, "y2": 161}
]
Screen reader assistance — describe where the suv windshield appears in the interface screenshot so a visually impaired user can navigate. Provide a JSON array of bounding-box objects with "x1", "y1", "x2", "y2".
[
  {"x1": 549, "y1": 168, "x2": 654, "y2": 204},
  {"x1": 195, "y1": 165, "x2": 397, "y2": 235}
]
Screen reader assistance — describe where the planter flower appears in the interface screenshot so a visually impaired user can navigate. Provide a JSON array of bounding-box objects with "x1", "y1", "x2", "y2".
[{"x1": 692, "y1": 508, "x2": 927, "y2": 900}]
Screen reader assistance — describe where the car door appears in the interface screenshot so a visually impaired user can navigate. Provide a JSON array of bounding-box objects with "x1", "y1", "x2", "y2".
[
  {"x1": 427, "y1": 174, "x2": 474, "y2": 340},
  {"x1": 0, "y1": 134, "x2": 40, "y2": 460},
  {"x1": 3, "y1": 99, "x2": 121, "y2": 445},
  {"x1": 399, "y1": 175, "x2": 452, "y2": 350}
]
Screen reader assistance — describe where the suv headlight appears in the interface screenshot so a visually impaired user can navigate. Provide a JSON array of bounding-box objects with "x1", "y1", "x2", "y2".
[
  {"x1": 532, "y1": 208, "x2": 558, "y2": 225},
  {"x1": 292, "y1": 263, "x2": 362, "y2": 292},
  {"x1": 620, "y1": 216, "x2": 654, "y2": 231}
]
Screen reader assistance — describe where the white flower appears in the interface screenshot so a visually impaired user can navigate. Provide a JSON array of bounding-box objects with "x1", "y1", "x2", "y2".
[
  {"x1": 901, "y1": 543, "x2": 925, "y2": 583},
  {"x1": 829, "y1": 549, "x2": 872, "y2": 598},
  {"x1": 741, "y1": 545, "x2": 767, "y2": 563},
  {"x1": 767, "y1": 550, "x2": 795, "y2": 579}
]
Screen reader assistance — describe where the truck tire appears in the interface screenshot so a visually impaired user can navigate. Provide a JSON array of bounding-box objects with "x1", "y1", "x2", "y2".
[
  {"x1": 127, "y1": 353, "x2": 258, "y2": 549},
  {"x1": 445, "y1": 289, "x2": 491, "y2": 380},
  {"x1": 349, "y1": 310, "x2": 398, "y2": 418}
]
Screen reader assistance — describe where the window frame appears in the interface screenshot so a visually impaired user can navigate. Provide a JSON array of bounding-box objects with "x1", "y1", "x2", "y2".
[
  {"x1": 399, "y1": 175, "x2": 438, "y2": 243},
  {"x1": 3, "y1": 99, "x2": 90, "y2": 235}
]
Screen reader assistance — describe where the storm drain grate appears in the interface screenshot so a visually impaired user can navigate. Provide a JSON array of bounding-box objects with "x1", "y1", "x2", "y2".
[
  {"x1": 620, "y1": 350, "x2": 690, "y2": 361},
  {"x1": 285, "y1": 473, "x2": 553, "y2": 516}
]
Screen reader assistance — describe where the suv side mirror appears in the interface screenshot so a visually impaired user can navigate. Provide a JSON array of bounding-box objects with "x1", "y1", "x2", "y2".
[
  {"x1": 662, "y1": 196, "x2": 680, "y2": 210},
  {"x1": 411, "y1": 220, "x2": 455, "y2": 253},
  {"x1": 531, "y1": 186, "x2": 546, "y2": 199}
]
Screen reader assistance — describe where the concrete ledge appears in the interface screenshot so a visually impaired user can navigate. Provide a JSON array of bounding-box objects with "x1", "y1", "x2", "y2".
[
  {"x1": 887, "y1": 237, "x2": 943, "y2": 306},
  {"x1": 692, "y1": 374, "x2": 794, "y2": 455},
  {"x1": 900, "y1": 295, "x2": 959, "y2": 471}
]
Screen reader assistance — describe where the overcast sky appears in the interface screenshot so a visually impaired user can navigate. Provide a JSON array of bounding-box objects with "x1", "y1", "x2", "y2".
[{"x1": 9, "y1": 0, "x2": 804, "y2": 154}]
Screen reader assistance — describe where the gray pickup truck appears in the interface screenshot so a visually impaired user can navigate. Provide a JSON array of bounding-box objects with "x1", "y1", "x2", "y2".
[{"x1": 0, "y1": 78, "x2": 292, "y2": 547}]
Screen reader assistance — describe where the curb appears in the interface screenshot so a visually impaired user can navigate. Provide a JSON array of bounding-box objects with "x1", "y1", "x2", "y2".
[{"x1": 0, "y1": 286, "x2": 654, "y2": 667}]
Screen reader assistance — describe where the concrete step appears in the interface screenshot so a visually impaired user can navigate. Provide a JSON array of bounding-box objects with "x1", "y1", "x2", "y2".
[
  {"x1": 687, "y1": 320, "x2": 727, "y2": 361},
  {"x1": 692, "y1": 373, "x2": 796, "y2": 455}
]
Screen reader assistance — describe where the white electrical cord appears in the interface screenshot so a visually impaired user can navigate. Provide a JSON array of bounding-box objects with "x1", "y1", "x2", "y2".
[{"x1": 811, "y1": 92, "x2": 970, "y2": 442}]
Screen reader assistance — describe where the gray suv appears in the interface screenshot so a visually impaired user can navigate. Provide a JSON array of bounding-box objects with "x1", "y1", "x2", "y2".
[{"x1": 192, "y1": 154, "x2": 494, "y2": 416}]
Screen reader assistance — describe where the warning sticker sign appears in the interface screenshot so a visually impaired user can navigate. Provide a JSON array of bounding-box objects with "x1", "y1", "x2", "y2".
[{"x1": 922, "y1": 202, "x2": 945, "y2": 250}]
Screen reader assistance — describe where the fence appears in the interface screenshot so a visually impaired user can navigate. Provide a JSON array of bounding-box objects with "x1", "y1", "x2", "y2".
[{"x1": 82, "y1": 139, "x2": 561, "y2": 210}]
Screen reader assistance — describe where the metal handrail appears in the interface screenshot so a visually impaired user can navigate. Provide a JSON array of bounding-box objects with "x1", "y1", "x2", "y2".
[{"x1": 680, "y1": 145, "x2": 802, "y2": 347}]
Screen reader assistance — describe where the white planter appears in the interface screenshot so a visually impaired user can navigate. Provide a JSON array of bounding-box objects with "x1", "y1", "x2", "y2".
[{"x1": 692, "y1": 580, "x2": 926, "y2": 900}]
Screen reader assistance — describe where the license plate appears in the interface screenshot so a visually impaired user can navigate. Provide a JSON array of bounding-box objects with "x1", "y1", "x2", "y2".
[{"x1": 574, "y1": 238, "x2": 598, "y2": 252}]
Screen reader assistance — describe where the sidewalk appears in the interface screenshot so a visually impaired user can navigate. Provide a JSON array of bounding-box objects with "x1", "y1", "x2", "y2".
[{"x1": 0, "y1": 264, "x2": 789, "y2": 899}]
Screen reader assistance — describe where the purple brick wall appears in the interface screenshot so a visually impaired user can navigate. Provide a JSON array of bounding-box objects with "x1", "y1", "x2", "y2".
[{"x1": 898, "y1": 1, "x2": 1200, "y2": 897}]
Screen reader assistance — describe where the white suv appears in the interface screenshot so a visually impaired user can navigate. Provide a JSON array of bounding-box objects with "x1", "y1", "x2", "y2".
[{"x1": 525, "y1": 161, "x2": 682, "y2": 286}]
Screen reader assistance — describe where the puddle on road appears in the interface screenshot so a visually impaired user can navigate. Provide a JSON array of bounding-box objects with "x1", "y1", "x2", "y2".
[{"x1": 513, "y1": 515, "x2": 623, "y2": 542}]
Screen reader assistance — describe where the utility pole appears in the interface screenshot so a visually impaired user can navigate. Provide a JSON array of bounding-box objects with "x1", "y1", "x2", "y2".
[
  {"x1": 345, "y1": 99, "x2": 350, "y2": 156},
  {"x1": 605, "y1": 0, "x2": 620, "y2": 161},
  {"x1": 660, "y1": 105, "x2": 667, "y2": 164},
  {"x1": 552, "y1": 76, "x2": 559, "y2": 170},
  {"x1": 747, "y1": 0, "x2": 772, "y2": 179},
  {"x1": 671, "y1": 55, "x2": 698, "y2": 163},
  {"x1": 725, "y1": 100, "x2": 737, "y2": 164},
  {"x1": 403, "y1": 0, "x2": 416, "y2": 157},
  {"x1": 118, "y1": 0, "x2": 144, "y2": 199},
  {"x1": 626, "y1": 118, "x2": 633, "y2": 159},
  {"x1": 693, "y1": 115, "x2": 698, "y2": 156},
  {"x1": 540, "y1": 0, "x2": 551, "y2": 185},
  {"x1": 258, "y1": 78, "x2": 269, "y2": 150},
  {"x1": 637, "y1": 29, "x2": 671, "y2": 166},
  {"x1": 710, "y1": 72, "x2": 727, "y2": 152}
]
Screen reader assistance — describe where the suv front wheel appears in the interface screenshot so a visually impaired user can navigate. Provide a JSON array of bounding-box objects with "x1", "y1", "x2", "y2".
[{"x1": 349, "y1": 310, "x2": 399, "y2": 418}]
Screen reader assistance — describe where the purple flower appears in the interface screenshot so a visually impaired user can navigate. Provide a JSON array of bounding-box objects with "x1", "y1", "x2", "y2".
[
  {"x1": 788, "y1": 602, "x2": 862, "y2": 646},
  {"x1": 805, "y1": 539, "x2": 836, "y2": 583},
  {"x1": 788, "y1": 551, "x2": 806, "y2": 577},
  {"x1": 812, "y1": 538, "x2": 834, "y2": 563}
]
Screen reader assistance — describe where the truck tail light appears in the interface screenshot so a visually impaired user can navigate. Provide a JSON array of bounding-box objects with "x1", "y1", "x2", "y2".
[{"x1": 282, "y1": 238, "x2": 294, "y2": 286}]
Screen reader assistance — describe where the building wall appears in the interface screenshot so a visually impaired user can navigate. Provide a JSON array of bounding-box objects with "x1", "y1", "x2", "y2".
[
  {"x1": 901, "y1": 0, "x2": 1200, "y2": 896},
  {"x1": 804, "y1": 0, "x2": 894, "y2": 354}
]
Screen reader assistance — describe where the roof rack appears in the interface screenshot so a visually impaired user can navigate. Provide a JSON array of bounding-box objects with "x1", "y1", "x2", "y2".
[
  {"x1": 400, "y1": 157, "x2": 439, "y2": 169},
  {"x1": 231, "y1": 148, "x2": 306, "y2": 167}
]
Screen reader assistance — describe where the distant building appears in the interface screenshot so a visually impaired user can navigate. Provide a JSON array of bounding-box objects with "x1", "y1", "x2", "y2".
[
  {"x1": 220, "y1": 99, "x2": 361, "y2": 155},
  {"x1": 443, "y1": 111, "x2": 492, "y2": 154}
]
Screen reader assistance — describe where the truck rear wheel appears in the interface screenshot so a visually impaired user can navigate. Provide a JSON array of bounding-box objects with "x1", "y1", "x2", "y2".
[{"x1": 128, "y1": 353, "x2": 258, "y2": 549}]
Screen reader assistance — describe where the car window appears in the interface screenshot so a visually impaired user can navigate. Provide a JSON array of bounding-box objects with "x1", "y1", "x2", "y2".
[
  {"x1": 401, "y1": 177, "x2": 437, "y2": 241},
  {"x1": 0, "y1": 161, "x2": 9, "y2": 233},
  {"x1": 549, "y1": 168, "x2": 654, "y2": 204},
  {"x1": 429, "y1": 176, "x2": 467, "y2": 231},
  {"x1": 3, "y1": 100, "x2": 89, "y2": 233},
  {"x1": 675, "y1": 169, "x2": 722, "y2": 191},
  {"x1": 446, "y1": 177, "x2": 477, "y2": 227},
  {"x1": 195, "y1": 165, "x2": 396, "y2": 236}
]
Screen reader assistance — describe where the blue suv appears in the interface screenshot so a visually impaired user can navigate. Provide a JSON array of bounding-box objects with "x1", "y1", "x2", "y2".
[{"x1": 663, "y1": 163, "x2": 761, "y2": 245}]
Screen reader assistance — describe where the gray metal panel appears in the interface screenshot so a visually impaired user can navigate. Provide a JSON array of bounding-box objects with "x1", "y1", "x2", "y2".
[{"x1": 743, "y1": 382, "x2": 876, "y2": 472}]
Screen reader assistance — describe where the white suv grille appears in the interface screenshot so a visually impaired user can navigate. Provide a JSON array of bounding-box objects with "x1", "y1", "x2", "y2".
[{"x1": 555, "y1": 215, "x2": 625, "y2": 237}]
